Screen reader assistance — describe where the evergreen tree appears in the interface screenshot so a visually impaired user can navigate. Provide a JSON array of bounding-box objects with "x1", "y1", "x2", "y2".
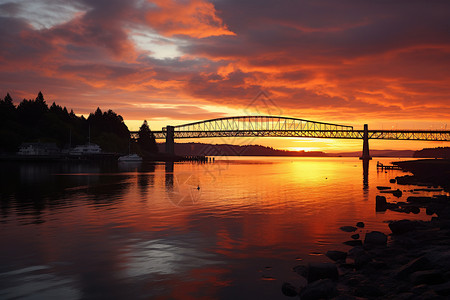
[{"x1": 138, "y1": 120, "x2": 158, "y2": 154}]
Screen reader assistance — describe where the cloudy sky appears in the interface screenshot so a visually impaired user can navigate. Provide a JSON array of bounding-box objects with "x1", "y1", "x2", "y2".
[{"x1": 1, "y1": 0, "x2": 449, "y2": 151}]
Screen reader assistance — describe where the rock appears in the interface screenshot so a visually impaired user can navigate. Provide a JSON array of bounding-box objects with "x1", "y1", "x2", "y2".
[
  {"x1": 395, "y1": 175, "x2": 415, "y2": 185},
  {"x1": 307, "y1": 263, "x2": 339, "y2": 283},
  {"x1": 293, "y1": 265, "x2": 307, "y2": 277},
  {"x1": 354, "y1": 253, "x2": 372, "y2": 269},
  {"x1": 326, "y1": 250, "x2": 347, "y2": 262},
  {"x1": 377, "y1": 186, "x2": 391, "y2": 190},
  {"x1": 299, "y1": 279, "x2": 338, "y2": 300},
  {"x1": 409, "y1": 206, "x2": 420, "y2": 214},
  {"x1": 426, "y1": 207, "x2": 435, "y2": 215},
  {"x1": 411, "y1": 284, "x2": 431, "y2": 295},
  {"x1": 396, "y1": 292, "x2": 415, "y2": 300},
  {"x1": 364, "y1": 231, "x2": 387, "y2": 246},
  {"x1": 355, "y1": 284, "x2": 384, "y2": 297},
  {"x1": 356, "y1": 221, "x2": 365, "y2": 228},
  {"x1": 407, "y1": 196, "x2": 432, "y2": 204},
  {"x1": 410, "y1": 270, "x2": 446, "y2": 285},
  {"x1": 281, "y1": 282, "x2": 298, "y2": 297},
  {"x1": 340, "y1": 226, "x2": 357, "y2": 232},
  {"x1": 351, "y1": 234, "x2": 360, "y2": 240},
  {"x1": 390, "y1": 179, "x2": 396, "y2": 183},
  {"x1": 395, "y1": 256, "x2": 432, "y2": 279},
  {"x1": 392, "y1": 189, "x2": 403, "y2": 198},
  {"x1": 343, "y1": 240, "x2": 363, "y2": 247},
  {"x1": 389, "y1": 220, "x2": 419, "y2": 235},
  {"x1": 347, "y1": 246, "x2": 365, "y2": 257},
  {"x1": 368, "y1": 260, "x2": 388, "y2": 269},
  {"x1": 431, "y1": 281, "x2": 450, "y2": 296},
  {"x1": 376, "y1": 195, "x2": 387, "y2": 211}
]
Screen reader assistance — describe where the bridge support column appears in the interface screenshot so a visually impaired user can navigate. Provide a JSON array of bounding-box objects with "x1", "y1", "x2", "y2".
[
  {"x1": 360, "y1": 124, "x2": 372, "y2": 160},
  {"x1": 165, "y1": 125, "x2": 175, "y2": 155}
]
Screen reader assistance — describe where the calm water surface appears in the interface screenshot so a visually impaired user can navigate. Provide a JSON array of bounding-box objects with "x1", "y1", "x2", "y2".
[{"x1": 0, "y1": 157, "x2": 446, "y2": 299}]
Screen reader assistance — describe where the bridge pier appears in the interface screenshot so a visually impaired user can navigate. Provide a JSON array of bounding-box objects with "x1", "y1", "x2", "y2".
[
  {"x1": 165, "y1": 125, "x2": 175, "y2": 155},
  {"x1": 360, "y1": 124, "x2": 372, "y2": 160}
]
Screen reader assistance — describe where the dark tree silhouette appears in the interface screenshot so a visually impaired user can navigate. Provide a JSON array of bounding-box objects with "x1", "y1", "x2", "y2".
[
  {"x1": 0, "y1": 91, "x2": 132, "y2": 153},
  {"x1": 138, "y1": 120, "x2": 158, "y2": 154}
]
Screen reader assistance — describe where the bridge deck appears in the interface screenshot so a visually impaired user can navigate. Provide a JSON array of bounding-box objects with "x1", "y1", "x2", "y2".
[
  {"x1": 130, "y1": 129, "x2": 450, "y2": 141},
  {"x1": 129, "y1": 116, "x2": 449, "y2": 141}
]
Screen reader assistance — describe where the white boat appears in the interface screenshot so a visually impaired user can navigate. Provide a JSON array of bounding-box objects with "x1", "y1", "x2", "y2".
[
  {"x1": 69, "y1": 143, "x2": 102, "y2": 155},
  {"x1": 118, "y1": 154, "x2": 143, "y2": 162}
]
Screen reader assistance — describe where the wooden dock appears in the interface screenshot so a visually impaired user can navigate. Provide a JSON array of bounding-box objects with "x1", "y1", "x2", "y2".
[{"x1": 376, "y1": 162, "x2": 402, "y2": 170}]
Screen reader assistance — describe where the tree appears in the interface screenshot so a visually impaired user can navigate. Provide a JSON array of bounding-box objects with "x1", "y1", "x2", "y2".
[{"x1": 138, "y1": 120, "x2": 158, "y2": 154}]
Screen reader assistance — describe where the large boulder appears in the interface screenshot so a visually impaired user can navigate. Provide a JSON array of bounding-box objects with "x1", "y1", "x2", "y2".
[
  {"x1": 364, "y1": 231, "x2": 387, "y2": 246},
  {"x1": 389, "y1": 220, "x2": 419, "y2": 235},
  {"x1": 376, "y1": 195, "x2": 387, "y2": 211},
  {"x1": 300, "y1": 279, "x2": 338, "y2": 300},
  {"x1": 326, "y1": 250, "x2": 347, "y2": 262},
  {"x1": 307, "y1": 262, "x2": 339, "y2": 283}
]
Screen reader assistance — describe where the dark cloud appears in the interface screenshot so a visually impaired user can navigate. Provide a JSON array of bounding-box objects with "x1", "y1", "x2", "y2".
[{"x1": 0, "y1": 0, "x2": 449, "y2": 126}]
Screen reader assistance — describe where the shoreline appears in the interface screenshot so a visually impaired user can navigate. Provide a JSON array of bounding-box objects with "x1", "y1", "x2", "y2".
[
  {"x1": 0, "y1": 153, "x2": 206, "y2": 163},
  {"x1": 284, "y1": 158, "x2": 450, "y2": 299}
]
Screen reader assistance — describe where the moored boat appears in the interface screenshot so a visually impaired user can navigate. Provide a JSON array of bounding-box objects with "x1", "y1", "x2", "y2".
[{"x1": 118, "y1": 154, "x2": 143, "y2": 162}]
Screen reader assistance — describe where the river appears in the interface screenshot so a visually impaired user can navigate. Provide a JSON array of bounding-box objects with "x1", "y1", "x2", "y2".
[{"x1": 0, "y1": 157, "x2": 445, "y2": 299}]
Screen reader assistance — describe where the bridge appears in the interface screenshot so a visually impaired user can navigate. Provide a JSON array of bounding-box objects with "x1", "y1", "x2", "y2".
[{"x1": 130, "y1": 115, "x2": 450, "y2": 158}]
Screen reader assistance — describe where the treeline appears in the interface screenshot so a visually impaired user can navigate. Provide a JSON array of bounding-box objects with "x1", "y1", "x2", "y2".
[
  {"x1": 414, "y1": 147, "x2": 450, "y2": 158},
  {"x1": 0, "y1": 92, "x2": 158, "y2": 155}
]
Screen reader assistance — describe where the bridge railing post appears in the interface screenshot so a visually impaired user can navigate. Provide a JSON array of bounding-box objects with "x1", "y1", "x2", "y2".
[
  {"x1": 165, "y1": 125, "x2": 175, "y2": 155},
  {"x1": 360, "y1": 124, "x2": 372, "y2": 160}
]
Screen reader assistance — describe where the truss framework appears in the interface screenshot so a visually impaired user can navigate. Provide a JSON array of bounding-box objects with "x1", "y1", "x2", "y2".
[{"x1": 130, "y1": 116, "x2": 450, "y2": 141}]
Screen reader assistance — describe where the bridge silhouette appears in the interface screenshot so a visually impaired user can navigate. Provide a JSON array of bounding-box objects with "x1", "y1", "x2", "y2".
[{"x1": 130, "y1": 115, "x2": 450, "y2": 158}]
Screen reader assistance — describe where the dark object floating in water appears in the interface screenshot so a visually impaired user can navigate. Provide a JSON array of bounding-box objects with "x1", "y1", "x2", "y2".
[{"x1": 356, "y1": 222, "x2": 365, "y2": 228}]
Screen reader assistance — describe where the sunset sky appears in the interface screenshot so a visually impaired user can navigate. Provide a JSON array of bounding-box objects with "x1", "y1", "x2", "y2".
[{"x1": 1, "y1": 0, "x2": 449, "y2": 152}]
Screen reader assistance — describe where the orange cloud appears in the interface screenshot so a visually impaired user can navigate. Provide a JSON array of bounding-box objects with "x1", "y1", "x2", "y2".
[{"x1": 145, "y1": 0, "x2": 235, "y2": 38}]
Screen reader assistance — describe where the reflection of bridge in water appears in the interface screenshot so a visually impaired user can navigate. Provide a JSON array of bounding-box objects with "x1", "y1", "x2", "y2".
[{"x1": 130, "y1": 116, "x2": 450, "y2": 158}]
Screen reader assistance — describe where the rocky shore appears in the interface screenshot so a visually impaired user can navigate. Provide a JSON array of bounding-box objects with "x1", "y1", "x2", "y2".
[{"x1": 283, "y1": 159, "x2": 450, "y2": 299}]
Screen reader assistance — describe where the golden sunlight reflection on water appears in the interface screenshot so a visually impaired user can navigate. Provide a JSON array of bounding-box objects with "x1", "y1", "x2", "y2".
[{"x1": 0, "y1": 157, "x2": 446, "y2": 299}]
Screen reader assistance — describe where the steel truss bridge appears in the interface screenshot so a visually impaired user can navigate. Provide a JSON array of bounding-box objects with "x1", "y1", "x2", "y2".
[{"x1": 130, "y1": 115, "x2": 450, "y2": 156}]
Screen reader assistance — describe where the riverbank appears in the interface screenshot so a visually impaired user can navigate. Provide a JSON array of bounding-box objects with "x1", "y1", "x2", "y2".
[
  {"x1": 284, "y1": 159, "x2": 450, "y2": 299},
  {"x1": 393, "y1": 159, "x2": 450, "y2": 192}
]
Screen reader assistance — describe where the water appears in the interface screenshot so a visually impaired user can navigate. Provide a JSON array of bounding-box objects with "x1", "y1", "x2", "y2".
[{"x1": 0, "y1": 157, "x2": 446, "y2": 299}]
